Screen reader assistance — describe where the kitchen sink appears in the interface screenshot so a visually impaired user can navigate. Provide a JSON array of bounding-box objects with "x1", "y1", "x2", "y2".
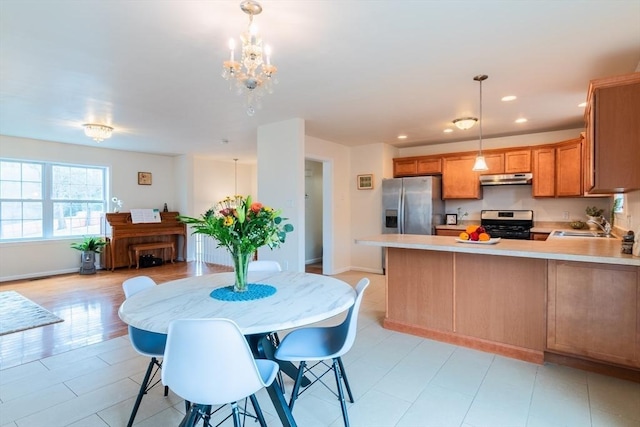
[{"x1": 552, "y1": 230, "x2": 612, "y2": 238}]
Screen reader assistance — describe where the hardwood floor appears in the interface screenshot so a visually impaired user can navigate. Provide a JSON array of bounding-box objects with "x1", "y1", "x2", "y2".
[{"x1": 0, "y1": 261, "x2": 231, "y2": 369}]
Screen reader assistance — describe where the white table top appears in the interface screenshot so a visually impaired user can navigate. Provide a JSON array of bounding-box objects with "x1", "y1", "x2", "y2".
[{"x1": 118, "y1": 271, "x2": 356, "y2": 335}]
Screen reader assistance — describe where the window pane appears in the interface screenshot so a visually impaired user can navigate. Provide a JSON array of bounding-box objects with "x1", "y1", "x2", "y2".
[
  {"x1": 0, "y1": 201, "x2": 43, "y2": 239},
  {"x1": 22, "y1": 181, "x2": 42, "y2": 199},
  {"x1": 53, "y1": 202, "x2": 105, "y2": 237},
  {"x1": 0, "y1": 181, "x2": 21, "y2": 198},
  {"x1": 52, "y1": 165, "x2": 104, "y2": 200}
]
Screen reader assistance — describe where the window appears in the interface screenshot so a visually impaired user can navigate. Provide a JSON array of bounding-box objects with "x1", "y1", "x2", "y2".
[{"x1": 0, "y1": 160, "x2": 107, "y2": 240}]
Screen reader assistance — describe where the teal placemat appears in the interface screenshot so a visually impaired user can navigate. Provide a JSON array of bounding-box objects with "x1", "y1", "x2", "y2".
[{"x1": 210, "y1": 284, "x2": 277, "y2": 301}]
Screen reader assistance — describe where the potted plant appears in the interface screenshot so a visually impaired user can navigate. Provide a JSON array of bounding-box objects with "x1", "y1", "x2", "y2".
[
  {"x1": 585, "y1": 206, "x2": 604, "y2": 230},
  {"x1": 71, "y1": 236, "x2": 107, "y2": 275}
]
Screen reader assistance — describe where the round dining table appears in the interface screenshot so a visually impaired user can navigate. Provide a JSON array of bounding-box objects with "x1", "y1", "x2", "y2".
[{"x1": 118, "y1": 270, "x2": 356, "y2": 427}]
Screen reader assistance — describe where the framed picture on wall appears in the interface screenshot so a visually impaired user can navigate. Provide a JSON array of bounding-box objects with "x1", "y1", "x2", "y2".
[
  {"x1": 446, "y1": 213, "x2": 457, "y2": 225},
  {"x1": 138, "y1": 172, "x2": 152, "y2": 185},
  {"x1": 357, "y1": 174, "x2": 374, "y2": 190}
]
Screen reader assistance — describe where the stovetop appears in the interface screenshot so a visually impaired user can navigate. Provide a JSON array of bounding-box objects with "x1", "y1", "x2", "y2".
[{"x1": 480, "y1": 210, "x2": 534, "y2": 240}]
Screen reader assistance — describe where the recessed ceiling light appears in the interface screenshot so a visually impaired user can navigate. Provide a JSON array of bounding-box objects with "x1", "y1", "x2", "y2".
[
  {"x1": 501, "y1": 95, "x2": 517, "y2": 102},
  {"x1": 443, "y1": 129, "x2": 453, "y2": 133},
  {"x1": 515, "y1": 118, "x2": 528, "y2": 124},
  {"x1": 220, "y1": 139, "x2": 229, "y2": 144},
  {"x1": 397, "y1": 135, "x2": 408, "y2": 139},
  {"x1": 578, "y1": 102, "x2": 587, "y2": 108}
]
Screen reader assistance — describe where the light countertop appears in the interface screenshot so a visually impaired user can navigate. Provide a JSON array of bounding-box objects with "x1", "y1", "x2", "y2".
[{"x1": 356, "y1": 233, "x2": 639, "y2": 267}]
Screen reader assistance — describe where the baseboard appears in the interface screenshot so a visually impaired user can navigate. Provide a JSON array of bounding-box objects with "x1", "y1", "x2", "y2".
[
  {"x1": 349, "y1": 266, "x2": 384, "y2": 275},
  {"x1": 305, "y1": 257, "x2": 322, "y2": 265},
  {"x1": 0, "y1": 268, "x2": 79, "y2": 283}
]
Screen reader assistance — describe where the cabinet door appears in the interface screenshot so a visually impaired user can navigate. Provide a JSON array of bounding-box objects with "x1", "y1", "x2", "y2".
[
  {"x1": 417, "y1": 157, "x2": 442, "y2": 175},
  {"x1": 435, "y1": 229, "x2": 462, "y2": 237},
  {"x1": 556, "y1": 140, "x2": 582, "y2": 197},
  {"x1": 547, "y1": 261, "x2": 640, "y2": 368},
  {"x1": 442, "y1": 156, "x2": 481, "y2": 199},
  {"x1": 592, "y1": 81, "x2": 640, "y2": 192},
  {"x1": 505, "y1": 149, "x2": 531, "y2": 173},
  {"x1": 481, "y1": 153, "x2": 504, "y2": 175},
  {"x1": 532, "y1": 147, "x2": 555, "y2": 197},
  {"x1": 393, "y1": 159, "x2": 417, "y2": 177},
  {"x1": 530, "y1": 233, "x2": 549, "y2": 241}
]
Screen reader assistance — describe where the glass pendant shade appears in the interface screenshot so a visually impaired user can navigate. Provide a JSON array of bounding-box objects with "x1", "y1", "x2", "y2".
[{"x1": 472, "y1": 155, "x2": 489, "y2": 171}]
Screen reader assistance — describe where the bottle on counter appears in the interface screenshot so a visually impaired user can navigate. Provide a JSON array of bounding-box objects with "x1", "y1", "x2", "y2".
[
  {"x1": 163, "y1": 203, "x2": 168, "y2": 212},
  {"x1": 633, "y1": 229, "x2": 640, "y2": 257},
  {"x1": 622, "y1": 230, "x2": 634, "y2": 254}
]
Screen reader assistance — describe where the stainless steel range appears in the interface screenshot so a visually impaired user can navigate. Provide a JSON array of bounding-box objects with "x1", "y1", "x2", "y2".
[{"x1": 480, "y1": 210, "x2": 534, "y2": 240}]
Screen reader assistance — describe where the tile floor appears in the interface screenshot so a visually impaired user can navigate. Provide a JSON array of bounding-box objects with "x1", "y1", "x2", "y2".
[{"x1": 1, "y1": 271, "x2": 639, "y2": 427}]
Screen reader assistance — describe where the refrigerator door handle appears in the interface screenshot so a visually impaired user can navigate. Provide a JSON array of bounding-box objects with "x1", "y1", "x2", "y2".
[{"x1": 399, "y1": 185, "x2": 405, "y2": 234}]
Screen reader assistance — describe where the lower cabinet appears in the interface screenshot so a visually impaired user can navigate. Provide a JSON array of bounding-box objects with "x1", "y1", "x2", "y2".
[
  {"x1": 530, "y1": 232, "x2": 549, "y2": 241},
  {"x1": 547, "y1": 260, "x2": 640, "y2": 368},
  {"x1": 435, "y1": 229, "x2": 462, "y2": 237}
]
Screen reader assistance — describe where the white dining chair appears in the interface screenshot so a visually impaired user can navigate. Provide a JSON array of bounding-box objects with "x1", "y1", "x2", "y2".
[
  {"x1": 274, "y1": 277, "x2": 370, "y2": 427},
  {"x1": 122, "y1": 276, "x2": 168, "y2": 427},
  {"x1": 248, "y1": 260, "x2": 282, "y2": 272},
  {"x1": 162, "y1": 318, "x2": 280, "y2": 427}
]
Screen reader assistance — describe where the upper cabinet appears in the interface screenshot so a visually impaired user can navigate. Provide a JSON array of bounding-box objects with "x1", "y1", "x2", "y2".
[
  {"x1": 393, "y1": 156, "x2": 441, "y2": 177},
  {"x1": 584, "y1": 72, "x2": 640, "y2": 193},
  {"x1": 532, "y1": 138, "x2": 582, "y2": 198},
  {"x1": 442, "y1": 155, "x2": 482, "y2": 199},
  {"x1": 504, "y1": 149, "x2": 531, "y2": 173}
]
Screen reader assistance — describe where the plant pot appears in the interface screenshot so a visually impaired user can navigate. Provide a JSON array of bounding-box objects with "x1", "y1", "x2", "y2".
[{"x1": 80, "y1": 251, "x2": 97, "y2": 275}]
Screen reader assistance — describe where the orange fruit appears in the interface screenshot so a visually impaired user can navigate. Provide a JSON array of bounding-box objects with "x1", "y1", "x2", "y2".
[
  {"x1": 465, "y1": 225, "x2": 479, "y2": 234},
  {"x1": 479, "y1": 232, "x2": 491, "y2": 241},
  {"x1": 459, "y1": 231, "x2": 470, "y2": 240}
]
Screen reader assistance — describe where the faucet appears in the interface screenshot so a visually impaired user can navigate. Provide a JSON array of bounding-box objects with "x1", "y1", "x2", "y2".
[{"x1": 587, "y1": 216, "x2": 612, "y2": 237}]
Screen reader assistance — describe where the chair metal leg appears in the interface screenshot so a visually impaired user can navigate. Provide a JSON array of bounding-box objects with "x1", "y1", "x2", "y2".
[
  {"x1": 231, "y1": 402, "x2": 242, "y2": 427},
  {"x1": 127, "y1": 357, "x2": 157, "y2": 427},
  {"x1": 178, "y1": 403, "x2": 199, "y2": 427},
  {"x1": 333, "y1": 358, "x2": 350, "y2": 427},
  {"x1": 288, "y1": 360, "x2": 307, "y2": 411},
  {"x1": 249, "y1": 394, "x2": 268, "y2": 427},
  {"x1": 337, "y1": 357, "x2": 355, "y2": 403}
]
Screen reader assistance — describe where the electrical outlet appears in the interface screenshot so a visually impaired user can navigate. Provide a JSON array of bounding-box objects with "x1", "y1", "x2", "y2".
[{"x1": 562, "y1": 211, "x2": 569, "y2": 220}]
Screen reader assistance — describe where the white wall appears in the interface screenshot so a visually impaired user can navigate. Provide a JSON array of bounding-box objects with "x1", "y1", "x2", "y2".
[
  {"x1": 0, "y1": 135, "x2": 178, "y2": 281},
  {"x1": 257, "y1": 118, "x2": 305, "y2": 272},
  {"x1": 305, "y1": 135, "x2": 352, "y2": 274}
]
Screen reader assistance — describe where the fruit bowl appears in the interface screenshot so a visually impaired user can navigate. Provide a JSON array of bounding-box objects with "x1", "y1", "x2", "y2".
[{"x1": 570, "y1": 221, "x2": 586, "y2": 229}]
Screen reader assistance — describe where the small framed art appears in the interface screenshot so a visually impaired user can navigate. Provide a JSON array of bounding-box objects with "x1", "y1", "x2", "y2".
[
  {"x1": 138, "y1": 172, "x2": 152, "y2": 185},
  {"x1": 357, "y1": 174, "x2": 374, "y2": 190},
  {"x1": 446, "y1": 213, "x2": 457, "y2": 225}
]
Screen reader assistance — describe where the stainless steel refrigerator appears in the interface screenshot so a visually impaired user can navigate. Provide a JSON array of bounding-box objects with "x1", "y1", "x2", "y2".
[{"x1": 382, "y1": 176, "x2": 444, "y2": 235}]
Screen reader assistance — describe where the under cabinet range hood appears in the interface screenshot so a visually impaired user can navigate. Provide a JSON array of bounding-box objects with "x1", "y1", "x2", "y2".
[{"x1": 479, "y1": 173, "x2": 533, "y2": 186}]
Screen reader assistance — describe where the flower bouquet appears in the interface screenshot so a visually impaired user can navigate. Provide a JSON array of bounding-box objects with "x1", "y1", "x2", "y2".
[{"x1": 178, "y1": 196, "x2": 294, "y2": 292}]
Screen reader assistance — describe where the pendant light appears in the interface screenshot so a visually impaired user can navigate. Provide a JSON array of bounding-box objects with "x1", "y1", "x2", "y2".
[{"x1": 472, "y1": 74, "x2": 489, "y2": 172}]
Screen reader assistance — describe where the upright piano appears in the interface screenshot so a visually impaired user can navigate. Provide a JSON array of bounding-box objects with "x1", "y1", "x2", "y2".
[{"x1": 103, "y1": 212, "x2": 187, "y2": 271}]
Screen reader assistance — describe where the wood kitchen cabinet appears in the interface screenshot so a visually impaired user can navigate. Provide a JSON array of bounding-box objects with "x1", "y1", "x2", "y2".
[
  {"x1": 481, "y1": 153, "x2": 504, "y2": 175},
  {"x1": 504, "y1": 149, "x2": 531, "y2": 173},
  {"x1": 584, "y1": 72, "x2": 640, "y2": 193},
  {"x1": 435, "y1": 228, "x2": 462, "y2": 237},
  {"x1": 530, "y1": 232, "x2": 549, "y2": 241},
  {"x1": 532, "y1": 138, "x2": 582, "y2": 197},
  {"x1": 442, "y1": 155, "x2": 481, "y2": 199},
  {"x1": 547, "y1": 260, "x2": 640, "y2": 368},
  {"x1": 393, "y1": 156, "x2": 441, "y2": 177}
]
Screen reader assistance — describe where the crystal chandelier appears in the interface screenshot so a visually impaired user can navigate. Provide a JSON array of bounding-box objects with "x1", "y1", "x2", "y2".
[
  {"x1": 472, "y1": 74, "x2": 489, "y2": 171},
  {"x1": 83, "y1": 124, "x2": 113, "y2": 142},
  {"x1": 222, "y1": 0, "x2": 278, "y2": 116}
]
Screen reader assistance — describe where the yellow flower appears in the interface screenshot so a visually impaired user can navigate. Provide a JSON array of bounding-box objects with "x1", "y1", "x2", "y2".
[{"x1": 223, "y1": 216, "x2": 235, "y2": 226}]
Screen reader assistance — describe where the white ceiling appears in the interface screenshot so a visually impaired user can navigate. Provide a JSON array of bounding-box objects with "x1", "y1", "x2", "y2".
[{"x1": 1, "y1": 1, "x2": 639, "y2": 163}]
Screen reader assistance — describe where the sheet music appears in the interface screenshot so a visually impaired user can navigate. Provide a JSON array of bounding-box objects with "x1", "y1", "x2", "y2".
[{"x1": 130, "y1": 209, "x2": 162, "y2": 224}]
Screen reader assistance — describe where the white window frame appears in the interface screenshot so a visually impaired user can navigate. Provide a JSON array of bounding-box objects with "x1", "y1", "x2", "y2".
[{"x1": 0, "y1": 159, "x2": 108, "y2": 241}]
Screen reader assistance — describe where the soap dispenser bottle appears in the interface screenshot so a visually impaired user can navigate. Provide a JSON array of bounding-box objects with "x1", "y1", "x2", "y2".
[{"x1": 633, "y1": 228, "x2": 640, "y2": 257}]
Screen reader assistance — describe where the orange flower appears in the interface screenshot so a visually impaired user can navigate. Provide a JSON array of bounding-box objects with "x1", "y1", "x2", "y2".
[{"x1": 250, "y1": 202, "x2": 263, "y2": 213}]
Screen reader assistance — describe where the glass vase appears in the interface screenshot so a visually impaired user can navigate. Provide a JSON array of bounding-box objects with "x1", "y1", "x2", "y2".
[{"x1": 231, "y1": 250, "x2": 251, "y2": 292}]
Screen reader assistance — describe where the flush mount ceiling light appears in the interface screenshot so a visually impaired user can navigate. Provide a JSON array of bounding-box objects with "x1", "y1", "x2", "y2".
[
  {"x1": 83, "y1": 124, "x2": 113, "y2": 142},
  {"x1": 472, "y1": 74, "x2": 489, "y2": 172},
  {"x1": 222, "y1": 0, "x2": 278, "y2": 116},
  {"x1": 452, "y1": 117, "x2": 478, "y2": 130}
]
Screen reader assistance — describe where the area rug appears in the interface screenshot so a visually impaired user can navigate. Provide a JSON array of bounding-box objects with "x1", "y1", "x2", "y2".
[{"x1": 0, "y1": 291, "x2": 64, "y2": 335}]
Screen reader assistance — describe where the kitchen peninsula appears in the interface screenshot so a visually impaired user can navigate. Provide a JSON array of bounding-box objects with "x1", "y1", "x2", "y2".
[{"x1": 356, "y1": 234, "x2": 640, "y2": 376}]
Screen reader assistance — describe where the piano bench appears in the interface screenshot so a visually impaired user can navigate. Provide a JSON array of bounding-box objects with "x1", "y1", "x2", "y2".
[{"x1": 129, "y1": 242, "x2": 175, "y2": 269}]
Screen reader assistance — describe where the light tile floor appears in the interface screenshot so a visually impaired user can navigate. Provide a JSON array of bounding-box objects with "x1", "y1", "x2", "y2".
[{"x1": 1, "y1": 271, "x2": 639, "y2": 427}]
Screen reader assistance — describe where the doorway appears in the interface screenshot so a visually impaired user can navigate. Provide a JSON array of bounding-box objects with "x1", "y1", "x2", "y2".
[{"x1": 304, "y1": 159, "x2": 323, "y2": 273}]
